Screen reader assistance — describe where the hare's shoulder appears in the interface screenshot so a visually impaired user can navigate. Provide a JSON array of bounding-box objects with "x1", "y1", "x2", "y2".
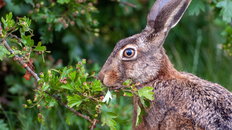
[
  {"x1": 180, "y1": 72, "x2": 232, "y2": 96},
  {"x1": 180, "y1": 72, "x2": 232, "y2": 105},
  {"x1": 179, "y1": 72, "x2": 232, "y2": 129}
]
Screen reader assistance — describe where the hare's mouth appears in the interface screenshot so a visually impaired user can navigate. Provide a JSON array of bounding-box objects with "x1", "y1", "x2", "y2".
[{"x1": 107, "y1": 83, "x2": 126, "y2": 90}]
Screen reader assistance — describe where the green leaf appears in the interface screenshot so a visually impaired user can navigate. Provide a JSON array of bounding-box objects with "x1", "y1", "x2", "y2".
[
  {"x1": 57, "y1": 0, "x2": 70, "y2": 4},
  {"x1": 91, "y1": 80, "x2": 103, "y2": 92},
  {"x1": 25, "y1": 0, "x2": 34, "y2": 6},
  {"x1": 135, "y1": 105, "x2": 141, "y2": 126},
  {"x1": 34, "y1": 42, "x2": 46, "y2": 51},
  {"x1": 138, "y1": 86, "x2": 154, "y2": 101},
  {"x1": 47, "y1": 97, "x2": 57, "y2": 107},
  {"x1": 1, "y1": 12, "x2": 15, "y2": 31},
  {"x1": 122, "y1": 79, "x2": 132, "y2": 86},
  {"x1": 0, "y1": 45, "x2": 10, "y2": 61},
  {"x1": 101, "y1": 112, "x2": 117, "y2": 130},
  {"x1": 0, "y1": 120, "x2": 9, "y2": 130},
  {"x1": 67, "y1": 95, "x2": 83, "y2": 108},
  {"x1": 18, "y1": 16, "x2": 31, "y2": 32},
  {"x1": 123, "y1": 91, "x2": 133, "y2": 97},
  {"x1": 68, "y1": 71, "x2": 76, "y2": 81},
  {"x1": 61, "y1": 84, "x2": 74, "y2": 91},
  {"x1": 21, "y1": 35, "x2": 34, "y2": 47},
  {"x1": 216, "y1": 0, "x2": 232, "y2": 23},
  {"x1": 61, "y1": 67, "x2": 73, "y2": 79},
  {"x1": 41, "y1": 83, "x2": 49, "y2": 91},
  {"x1": 188, "y1": 0, "x2": 205, "y2": 15}
]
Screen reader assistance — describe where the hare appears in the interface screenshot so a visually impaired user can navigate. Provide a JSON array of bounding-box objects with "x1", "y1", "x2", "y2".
[{"x1": 98, "y1": 0, "x2": 232, "y2": 129}]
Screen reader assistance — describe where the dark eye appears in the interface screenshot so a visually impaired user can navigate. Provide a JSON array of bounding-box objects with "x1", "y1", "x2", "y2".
[{"x1": 123, "y1": 48, "x2": 135, "y2": 58}]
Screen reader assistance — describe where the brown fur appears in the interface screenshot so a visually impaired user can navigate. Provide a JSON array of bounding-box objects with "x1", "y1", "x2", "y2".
[{"x1": 98, "y1": 0, "x2": 232, "y2": 129}]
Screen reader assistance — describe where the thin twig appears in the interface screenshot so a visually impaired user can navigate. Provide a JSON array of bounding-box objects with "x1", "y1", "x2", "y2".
[
  {"x1": 119, "y1": 1, "x2": 137, "y2": 8},
  {"x1": 90, "y1": 119, "x2": 98, "y2": 130},
  {"x1": 112, "y1": 0, "x2": 137, "y2": 8},
  {"x1": 44, "y1": 91, "x2": 94, "y2": 123},
  {"x1": 1, "y1": 40, "x2": 41, "y2": 82}
]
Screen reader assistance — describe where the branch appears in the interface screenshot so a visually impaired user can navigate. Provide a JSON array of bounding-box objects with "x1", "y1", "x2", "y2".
[
  {"x1": 119, "y1": 1, "x2": 137, "y2": 8},
  {"x1": 1, "y1": 38, "x2": 97, "y2": 124},
  {"x1": 44, "y1": 91, "x2": 94, "y2": 123},
  {"x1": 90, "y1": 119, "x2": 98, "y2": 130},
  {"x1": 112, "y1": 0, "x2": 137, "y2": 8},
  {"x1": 1, "y1": 40, "x2": 41, "y2": 82},
  {"x1": 0, "y1": 23, "x2": 99, "y2": 127}
]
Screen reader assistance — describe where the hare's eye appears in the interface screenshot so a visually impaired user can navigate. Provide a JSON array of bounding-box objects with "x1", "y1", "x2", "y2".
[{"x1": 123, "y1": 48, "x2": 135, "y2": 58}]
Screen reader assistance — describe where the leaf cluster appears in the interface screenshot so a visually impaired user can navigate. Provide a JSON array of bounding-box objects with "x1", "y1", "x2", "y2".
[
  {"x1": 26, "y1": 0, "x2": 99, "y2": 43},
  {"x1": 0, "y1": 13, "x2": 47, "y2": 62},
  {"x1": 33, "y1": 59, "x2": 104, "y2": 120}
]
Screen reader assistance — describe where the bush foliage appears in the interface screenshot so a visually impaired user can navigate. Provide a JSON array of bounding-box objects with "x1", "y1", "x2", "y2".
[{"x1": 0, "y1": 0, "x2": 232, "y2": 129}]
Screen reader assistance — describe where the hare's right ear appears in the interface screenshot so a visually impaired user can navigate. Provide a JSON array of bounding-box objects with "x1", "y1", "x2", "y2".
[{"x1": 146, "y1": 0, "x2": 191, "y2": 33}]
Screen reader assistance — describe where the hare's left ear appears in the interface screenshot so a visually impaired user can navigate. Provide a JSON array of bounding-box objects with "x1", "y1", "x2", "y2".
[{"x1": 146, "y1": 0, "x2": 191, "y2": 33}]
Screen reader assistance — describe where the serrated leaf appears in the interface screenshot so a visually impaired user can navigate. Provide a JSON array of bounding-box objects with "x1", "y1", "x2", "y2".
[
  {"x1": 216, "y1": 0, "x2": 232, "y2": 23},
  {"x1": 67, "y1": 95, "x2": 83, "y2": 108},
  {"x1": 61, "y1": 67, "x2": 73, "y2": 79},
  {"x1": 34, "y1": 46, "x2": 46, "y2": 51},
  {"x1": 21, "y1": 35, "x2": 34, "y2": 47},
  {"x1": 19, "y1": 16, "x2": 31, "y2": 32},
  {"x1": 138, "y1": 86, "x2": 154, "y2": 101},
  {"x1": 101, "y1": 112, "x2": 117, "y2": 130},
  {"x1": 0, "y1": 45, "x2": 10, "y2": 60},
  {"x1": 68, "y1": 71, "x2": 76, "y2": 81},
  {"x1": 1, "y1": 12, "x2": 16, "y2": 30},
  {"x1": 0, "y1": 120, "x2": 9, "y2": 130},
  {"x1": 188, "y1": 0, "x2": 205, "y2": 15},
  {"x1": 47, "y1": 98, "x2": 57, "y2": 107},
  {"x1": 41, "y1": 83, "x2": 49, "y2": 91},
  {"x1": 61, "y1": 84, "x2": 74, "y2": 91},
  {"x1": 91, "y1": 80, "x2": 103, "y2": 92}
]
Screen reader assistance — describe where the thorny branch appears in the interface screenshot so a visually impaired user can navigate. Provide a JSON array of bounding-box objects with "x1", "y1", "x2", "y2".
[{"x1": 0, "y1": 23, "x2": 98, "y2": 128}]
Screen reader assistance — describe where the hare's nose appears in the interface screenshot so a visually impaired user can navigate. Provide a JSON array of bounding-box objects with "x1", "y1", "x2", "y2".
[{"x1": 97, "y1": 71, "x2": 105, "y2": 81}]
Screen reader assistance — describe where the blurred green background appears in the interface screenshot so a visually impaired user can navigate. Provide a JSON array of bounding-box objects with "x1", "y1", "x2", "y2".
[{"x1": 0, "y1": 0, "x2": 232, "y2": 129}]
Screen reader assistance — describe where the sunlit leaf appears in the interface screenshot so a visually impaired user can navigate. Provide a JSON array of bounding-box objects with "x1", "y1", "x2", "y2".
[
  {"x1": 138, "y1": 86, "x2": 154, "y2": 101},
  {"x1": 216, "y1": 0, "x2": 232, "y2": 23},
  {"x1": 0, "y1": 45, "x2": 10, "y2": 61},
  {"x1": 67, "y1": 95, "x2": 83, "y2": 108}
]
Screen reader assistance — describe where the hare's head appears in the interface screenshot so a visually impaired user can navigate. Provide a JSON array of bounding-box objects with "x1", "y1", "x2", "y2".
[{"x1": 98, "y1": 0, "x2": 191, "y2": 88}]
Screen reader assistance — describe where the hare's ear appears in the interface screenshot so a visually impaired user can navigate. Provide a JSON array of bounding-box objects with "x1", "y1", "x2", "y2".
[{"x1": 146, "y1": 0, "x2": 191, "y2": 33}]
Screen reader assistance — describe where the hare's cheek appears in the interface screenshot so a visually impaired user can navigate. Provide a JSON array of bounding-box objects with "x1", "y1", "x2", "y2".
[{"x1": 103, "y1": 70, "x2": 120, "y2": 86}]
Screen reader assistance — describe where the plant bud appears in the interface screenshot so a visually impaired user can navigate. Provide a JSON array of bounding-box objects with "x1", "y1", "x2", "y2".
[
  {"x1": 23, "y1": 104, "x2": 28, "y2": 108},
  {"x1": 27, "y1": 99, "x2": 32, "y2": 104}
]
